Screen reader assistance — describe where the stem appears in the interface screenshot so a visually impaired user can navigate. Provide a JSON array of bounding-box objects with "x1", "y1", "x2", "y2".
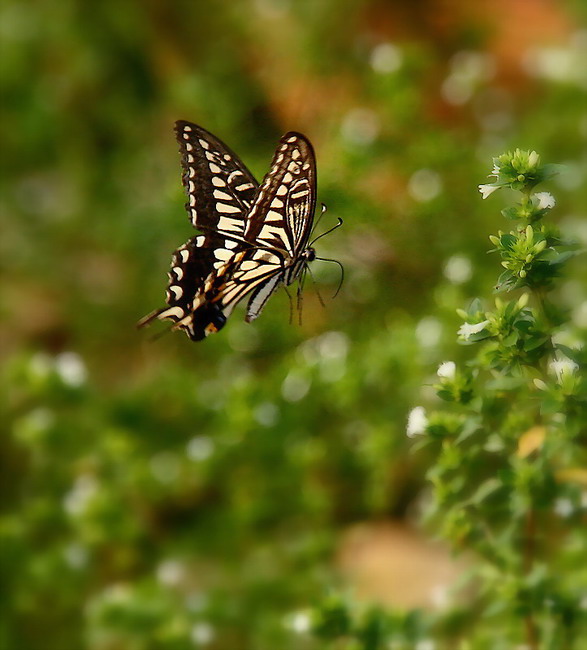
[{"x1": 524, "y1": 508, "x2": 538, "y2": 650}]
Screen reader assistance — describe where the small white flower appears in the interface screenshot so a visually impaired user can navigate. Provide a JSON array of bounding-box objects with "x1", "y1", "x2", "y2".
[
  {"x1": 437, "y1": 361, "x2": 456, "y2": 380},
  {"x1": 370, "y1": 42, "x2": 402, "y2": 74},
  {"x1": 534, "y1": 192, "x2": 556, "y2": 210},
  {"x1": 549, "y1": 358, "x2": 579, "y2": 383},
  {"x1": 478, "y1": 184, "x2": 499, "y2": 199},
  {"x1": 55, "y1": 351, "x2": 87, "y2": 387},
  {"x1": 491, "y1": 162, "x2": 501, "y2": 176},
  {"x1": 186, "y1": 436, "x2": 215, "y2": 461},
  {"x1": 554, "y1": 498, "x2": 573, "y2": 518},
  {"x1": 408, "y1": 169, "x2": 443, "y2": 202},
  {"x1": 63, "y1": 543, "x2": 89, "y2": 569},
  {"x1": 415, "y1": 317, "x2": 443, "y2": 349},
  {"x1": 190, "y1": 622, "x2": 215, "y2": 645},
  {"x1": 415, "y1": 641, "x2": 436, "y2": 650},
  {"x1": 341, "y1": 108, "x2": 380, "y2": 146},
  {"x1": 443, "y1": 254, "x2": 472, "y2": 284},
  {"x1": 287, "y1": 610, "x2": 312, "y2": 634},
  {"x1": 458, "y1": 319, "x2": 490, "y2": 340},
  {"x1": 156, "y1": 559, "x2": 184, "y2": 587},
  {"x1": 63, "y1": 474, "x2": 99, "y2": 516},
  {"x1": 407, "y1": 406, "x2": 428, "y2": 438}
]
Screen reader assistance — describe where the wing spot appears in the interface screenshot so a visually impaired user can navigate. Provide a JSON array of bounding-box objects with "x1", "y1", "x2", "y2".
[
  {"x1": 225, "y1": 240, "x2": 238, "y2": 249},
  {"x1": 188, "y1": 181, "x2": 195, "y2": 192},
  {"x1": 209, "y1": 163, "x2": 221, "y2": 173},
  {"x1": 185, "y1": 143, "x2": 193, "y2": 151},
  {"x1": 216, "y1": 202, "x2": 241, "y2": 214},
  {"x1": 159, "y1": 306, "x2": 185, "y2": 321},
  {"x1": 212, "y1": 177, "x2": 227, "y2": 187},
  {"x1": 218, "y1": 216, "x2": 242, "y2": 231},
  {"x1": 227, "y1": 171, "x2": 243, "y2": 183},
  {"x1": 172, "y1": 266, "x2": 184, "y2": 280},
  {"x1": 286, "y1": 136, "x2": 298, "y2": 143},
  {"x1": 235, "y1": 183, "x2": 254, "y2": 191},
  {"x1": 190, "y1": 195, "x2": 196, "y2": 206},
  {"x1": 223, "y1": 154, "x2": 231, "y2": 161},
  {"x1": 213, "y1": 189, "x2": 233, "y2": 201},
  {"x1": 183, "y1": 133, "x2": 190, "y2": 140},
  {"x1": 168, "y1": 285, "x2": 184, "y2": 300},
  {"x1": 195, "y1": 236, "x2": 205, "y2": 246},
  {"x1": 183, "y1": 125, "x2": 192, "y2": 132},
  {"x1": 198, "y1": 138, "x2": 210, "y2": 149},
  {"x1": 179, "y1": 250, "x2": 190, "y2": 263},
  {"x1": 288, "y1": 162, "x2": 301, "y2": 174},
  {"x1": 187, "y1": 154, "x2": 194, "y2": 163},
  {"x1": 270, "y1": 198, "x2": 284, "y2": 208},
  {"x1": 214, "y1": 248, "x2": 233, "y2": 261},
  {"x1": 290, "y1": 190, "x2": 309, "y2": 199},
  {"x1": 283, "y1": 172, "x2": 293, "y2": 183},
  {"x1": 276, "y1": 185, "x2": 287, "y2": 196},
  {"x1": 292, "y1": 149, "x2": 301, "y2": 159}
]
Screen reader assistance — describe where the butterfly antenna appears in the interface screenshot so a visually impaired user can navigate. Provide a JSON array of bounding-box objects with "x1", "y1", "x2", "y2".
[
  {"x1": 310, "y1": 217, "x2": 343, "y2": 247},
  {"x1": 312, "y1": 203, "x2": 328, "y2": 232},
  {"x1": 315, "y1": 257, "x2": 345, "y2": 298}
]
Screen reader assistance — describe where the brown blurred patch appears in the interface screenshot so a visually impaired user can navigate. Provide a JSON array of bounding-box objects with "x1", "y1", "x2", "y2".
[{"x1": 337, "y1": 520, "x2": 468, "y2": 610}]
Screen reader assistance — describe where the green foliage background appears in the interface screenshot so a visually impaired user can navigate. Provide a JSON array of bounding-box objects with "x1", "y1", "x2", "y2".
[{"x1": 1, "y1": 1, "x2": 585, "y2": 648}]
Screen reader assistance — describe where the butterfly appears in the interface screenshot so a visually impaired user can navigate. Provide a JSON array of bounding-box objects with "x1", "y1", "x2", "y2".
[{"x1": 139, "y1": 120, "x2": 341, "y2": 341}]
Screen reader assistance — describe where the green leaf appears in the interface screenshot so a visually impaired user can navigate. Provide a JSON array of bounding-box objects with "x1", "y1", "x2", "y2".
[{"x1": 468, "y1": 477, "x2": 503, "y2": 505}]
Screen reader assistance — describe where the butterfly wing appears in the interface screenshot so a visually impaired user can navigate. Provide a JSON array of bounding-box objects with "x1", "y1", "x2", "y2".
[
  {"x1": 245, "y1": 132, "x2": 317, "y2": 258},
  {"x1": 138, "y1": 122, "x2": 259, "y2": 339},
  {"x1": 175, "y1": 120, "x2": 258, "y2": 238},
  {"x1": 200, "y1": 132, "x2": 318, "y2": 326}
]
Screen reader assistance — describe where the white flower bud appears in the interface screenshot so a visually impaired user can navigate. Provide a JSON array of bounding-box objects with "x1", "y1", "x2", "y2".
[
  {"x1": 407, "y1": 407, "x2": 428, "y2": 438},
  {"x1": 437, "y1": 361, "x2": 456, "y2": 380}
]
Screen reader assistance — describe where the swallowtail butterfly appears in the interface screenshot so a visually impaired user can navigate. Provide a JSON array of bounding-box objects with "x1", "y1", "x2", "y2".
[{"x1": 139, "y1": 121, "x2": 335, "y2": 341}]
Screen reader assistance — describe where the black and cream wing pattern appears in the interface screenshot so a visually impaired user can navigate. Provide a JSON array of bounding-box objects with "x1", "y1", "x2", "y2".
[{"x1": 139, "y1": 121, "x2": 319, "y2": 341}]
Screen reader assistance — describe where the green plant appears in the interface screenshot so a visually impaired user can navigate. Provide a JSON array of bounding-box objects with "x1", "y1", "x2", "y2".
[
  {"x1": 412, "y1": 150, "x2": 586, "y2": 648},
  {"x1": 310, "y1": 151, "x2": 586, "y2": 649}
]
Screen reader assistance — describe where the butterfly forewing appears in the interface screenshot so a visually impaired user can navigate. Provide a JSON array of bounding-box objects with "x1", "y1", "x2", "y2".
[
  {"x1": 175, "y1": 120, "x2": 258, "y2": 240},
  {"x1": 244, "y1": 132, "x2": 316, "y2": 258}
]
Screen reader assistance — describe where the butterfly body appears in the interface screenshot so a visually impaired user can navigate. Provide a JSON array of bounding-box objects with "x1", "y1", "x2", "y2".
[{"x1": 140, "y1": 121, "x2": 321, "y2": 341}]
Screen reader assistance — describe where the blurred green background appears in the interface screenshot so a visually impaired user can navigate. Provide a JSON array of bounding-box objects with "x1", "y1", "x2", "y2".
[{"x1": 1, "y1": 1, "x2": 586, "y2": 648}]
